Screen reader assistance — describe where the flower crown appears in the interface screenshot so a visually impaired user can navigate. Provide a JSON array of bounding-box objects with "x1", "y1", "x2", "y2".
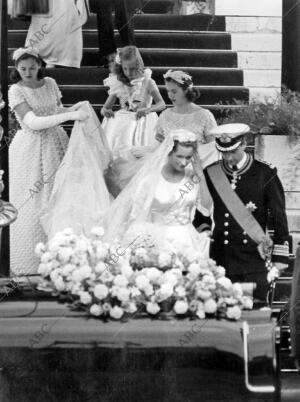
[
  {"x1": 170, "y1": 129, "x2": 197, "y2": 143},
  {"x1": 12, "y1": 47, "x2": 40, "y2": 62},
  {"x1": 163, "y1": 70, "x2": 193, "y2": 88}
]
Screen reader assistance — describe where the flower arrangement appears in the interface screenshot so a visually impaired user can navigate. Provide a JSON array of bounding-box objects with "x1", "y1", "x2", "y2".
[
  {"x1": 219, "y1": 89, "x2": 300, "y2": 143},
  {"x1": 36, "y1": 228, "x2": 253, "y2": 321}
]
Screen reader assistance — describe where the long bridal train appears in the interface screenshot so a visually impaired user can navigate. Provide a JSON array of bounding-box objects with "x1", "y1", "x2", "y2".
[{"x1": 41, "y1": 101, "x2": 112, "y2": 238}]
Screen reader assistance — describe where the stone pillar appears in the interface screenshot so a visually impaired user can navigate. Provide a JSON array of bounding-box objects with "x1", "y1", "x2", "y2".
[{"x1": 282, "y1": 0, "x2": 300, "y2": 91}]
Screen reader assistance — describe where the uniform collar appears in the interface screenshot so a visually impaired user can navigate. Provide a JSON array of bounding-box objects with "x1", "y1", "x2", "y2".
[{"x1": 230, "y1": 152, "x2": 247, "y2": 170}]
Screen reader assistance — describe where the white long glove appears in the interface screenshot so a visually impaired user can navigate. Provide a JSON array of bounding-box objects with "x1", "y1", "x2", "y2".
[{"x1": 23, "y1": 110, "x2": 88, "y2": 131}]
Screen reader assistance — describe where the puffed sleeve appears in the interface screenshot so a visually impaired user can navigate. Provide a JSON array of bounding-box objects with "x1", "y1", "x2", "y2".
[
  {"x1": 203, "y1": 110, "x2": 217, "y2": 141},
  {"x1": 48, "y1": 77, "x2": 62, "y2": 103},
  {"x1": 103, "y1": 73, "x2": 123, "y2": 96},
  {"x1": 264, "y1": 166, "x2": 290, "y2": 264},
  {"x1": 147, "y1": 78, "x2": 159, "y2": 94},
  {"x1": 8, "y1": 84, "x2": 26, "y2": 110}
]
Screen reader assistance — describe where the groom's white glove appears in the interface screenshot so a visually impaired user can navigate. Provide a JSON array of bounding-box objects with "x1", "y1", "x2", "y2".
[{"x1": 23, "y1": 110, "x2": 89, "y2": 130}]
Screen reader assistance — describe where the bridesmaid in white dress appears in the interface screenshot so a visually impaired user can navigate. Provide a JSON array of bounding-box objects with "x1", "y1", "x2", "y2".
[
  {"x1": 25, "y1": 0, "x2": 87, "y2": 68},
  {"x1": 101, "y1": 46, "x2": 165, "y2": 196},
  {"x1": 8, "y1": 47, "x2": 88, "y2": 275}
]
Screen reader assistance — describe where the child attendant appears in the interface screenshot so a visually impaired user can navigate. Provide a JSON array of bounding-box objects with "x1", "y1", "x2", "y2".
[{"x1": 101, "y1": 46, "x2": 165, "y2": 196}]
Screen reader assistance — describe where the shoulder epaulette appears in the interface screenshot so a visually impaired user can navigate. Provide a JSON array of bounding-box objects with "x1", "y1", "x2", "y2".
[{"x1": 256, "y1": 159, "x2": 276, "y2": 169}]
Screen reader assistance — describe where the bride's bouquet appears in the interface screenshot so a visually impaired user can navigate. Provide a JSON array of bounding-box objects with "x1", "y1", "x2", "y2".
[{"x1": 36, "y1": 228, "x2": 253, "y2": 321}]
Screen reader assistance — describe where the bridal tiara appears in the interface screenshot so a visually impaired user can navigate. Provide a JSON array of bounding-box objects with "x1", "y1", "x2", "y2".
[
  {"x1": 170, "y1": 129, "x2": 197, "y2": 142},
  {"x1": 12, "y1": 47, "x2": 40, "y2": 62},
  {"x1": 163, "y1": 69, "x2": 193, "y2": 88}
]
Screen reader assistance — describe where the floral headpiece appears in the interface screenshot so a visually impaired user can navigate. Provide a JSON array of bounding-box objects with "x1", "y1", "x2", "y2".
[
  {"x1": 170, "y1": 129, "x2": 197, "y2": 143},
  {"x1": 12, "y1": 47, "x2": 40, "y2": 62},
  {"x1": 163, "y1": 69, "x2": 193, "y2": 88}
]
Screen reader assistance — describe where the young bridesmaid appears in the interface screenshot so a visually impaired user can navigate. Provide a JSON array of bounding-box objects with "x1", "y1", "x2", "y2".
[
  {"x1": 8, "y1": 47, "x2": 88, "y2": 275},
  {"x1": 101, "y1": 46, "x2": 165, "y2": 196}
]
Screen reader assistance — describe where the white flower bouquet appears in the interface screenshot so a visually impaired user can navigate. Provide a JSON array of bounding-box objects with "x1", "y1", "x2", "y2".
[{"x1": 36, "y1": 228, "x2": 253, "y2": 321}]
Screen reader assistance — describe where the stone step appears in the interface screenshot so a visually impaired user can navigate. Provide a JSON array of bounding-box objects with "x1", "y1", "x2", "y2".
[
  {"x1": 7, "y1": 66, "x2": 244, "y2": 86},
  {"x1": 8, "y1": 47, "x2": 238, "y2": 68},
  {"x1": 9, "y1": 31, "x2": 232, "y2": 50},
  {"x1": 141, "y1": 0, "x2": 175, "y2": 14},
  {"x1": 8, "y1": 14, "x2": 226, "y2": 32},
  {"x1": 52, "y1": 85, "x2": 249, "y2": 105}
]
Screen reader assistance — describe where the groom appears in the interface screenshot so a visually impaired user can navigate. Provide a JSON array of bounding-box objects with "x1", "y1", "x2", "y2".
[
  {"x1": 89, "y1": 0, "x2": 140, "y2": 66},
  {"x1": 203, "y1": 123, "x2": 289, "y2": 300}
]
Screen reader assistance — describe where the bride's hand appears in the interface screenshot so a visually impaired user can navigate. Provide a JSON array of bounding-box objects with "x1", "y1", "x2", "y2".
[{"x1": 192, "y1": 152, "x2": 203, "y2": 175}]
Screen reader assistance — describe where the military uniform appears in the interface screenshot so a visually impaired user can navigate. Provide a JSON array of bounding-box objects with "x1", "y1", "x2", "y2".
[{"x1": 203, "y1": 124, "x2": 289, "y2": 299}]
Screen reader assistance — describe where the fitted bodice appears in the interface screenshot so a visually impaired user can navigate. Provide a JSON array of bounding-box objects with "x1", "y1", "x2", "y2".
[
  {"x1": 156, "y1": 107, "x2": 217, "y2": 145},
  {"x1": 8, "y1": 77, "x2": 63, "y2": 134},
  {"x1": 150, "y1": 172, "x2": 199, "y2": 226},
  {"x1": 103, "y1": 69, "x2": 158, "y2": 111}
]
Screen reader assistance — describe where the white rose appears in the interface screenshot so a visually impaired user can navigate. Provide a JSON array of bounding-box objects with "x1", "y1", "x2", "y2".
[
  {"x1": 173, "y1": 300, "x2": 188, "y2": 315},
  {"x1": 109, "y1": 306, "x2": 124, "y2": 319},
  {"x1": 188, "y1": 263, "x2": 201, "y2": 277},
  {"x1": 41, "y1": 252, "x2": 53, "y2": 263},
  {"x1": 121, "y1": 263, "x2": 134, "y2": 279},
  {"x1": 159, "y1": 283, "x2": 173, "y2": 300},
  {"x1": 58, "y1": 247, "x2": 74, "y2": 264},
  {"x1": 116, "y1": 287, "x2": 130, "y2": 302},
  {"x1": 62, "y1": 263, "x2": 76, "y2": 277},
  {"x1": 48, "y1": 233, "x2": 68, "y2": 251},
  {"x1": 226, "y1": 305, "x2": 242, "y2": 320},
  {"x1": 267, "y1": 267, "x2": 279, "y2": 283},
  {"x1": 91, "y1": 227, "x2": 105, "y2": 237},
  {"x1": 146, "y1": 302, "x2": 160, "y2": 315},
  {"x1": 214, "y1": 265, "x2": 226, "y2": 278},
  {"x1": 232, "y1": 283, "x2": 243, "y2": 299},
  {"x1": 135, "y1": 275, "x2": 150, "y2": 290},
  {"x1": 94, "y1": 284, "x2": 109, "y2": 300},
  {"x1": 204, "y1": 299, "x2": 217, "y2": 314},
  {"x1": 158, "y1": 252, "x2": 172, "y2": 268},
  {"x1": 90, "y1": 304, "x2": 103, "y2": 316},
  {"x1": 123, "y1": 302, "x2": 137, "y2": 314},
  {"x1": 135, "y1": 248, "x2": 148, "y2": 259},
  {"x1": 100, "y1": 270, "x2": 114, "y2": 283},
  {"x1": 79, "y1": 291, "x2": 92, "y2": 305},
  {"x1": 50, "y1": 270, "x2": 61, "y2": 283},
  {"x1": 196, "y1": 288, "x2": 211, "y2": 300},
  {"x1": 38, "y1": 263, "x2": 50, "y2": 277},
  {"x1": 75, "y1": 238, "x2": 91, "y2": 253},
  {"x1": 96, "y1": 244, "x2": 109, "y2": 260},
  {"x1": 144, "y1": 284, "x2": 154, "y2": 297},
  {"x1": 95, "y1": 261, "x2": 107, "y2": 274},
  {"x1": 175, "y1": 286, "x2": 186, "y2": 298},
  {"x1": 162, "y1": 272, "x2": 178, "y2": 287},
  {"x1": 114, "y1": 275, "x2": 129, "y2": 288},
  {"x1": 217, "y1": 277, "x2": 232, "y2": 291},
  {"x1": 77, "y1": 265, "x2": 92, "y2": 281},
  {"x1": 71, "y1": 283, "x2": 84, "y2": 295},
  {"x1": 242, "y1": 296, "x2": 253, "y2": 310},
  {"x1": 196, "y1": 306, "x2": 206, "y2": 319},
  {"x1": 54, "y1": 276, "x2": 65, "y2": 292},
  {"x1": 202, "y1": 274, "x2": 216, "y2": 290},
  {"x1": 145, "y1": 267, "x2": 162, "y2": 283},
  {"x1": 35, "y1": 242, "x2": 46, "y2": 257},
  {"x1": 130, "y1": 286, "x2": 142, "y2": 298},
  {"x1": 224, "y1": 297, "x2": 238, "y2": 306}
]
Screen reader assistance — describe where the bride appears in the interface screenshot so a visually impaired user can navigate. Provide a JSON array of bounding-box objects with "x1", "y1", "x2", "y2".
[{"x1": 103, "y1": 128, "x2": 211, "y2": 259}]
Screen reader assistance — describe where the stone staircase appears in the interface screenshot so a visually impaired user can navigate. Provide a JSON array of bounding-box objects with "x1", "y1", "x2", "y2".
[{"x1": 7, "y1": 0, "x2": 249, "y2": 124}]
